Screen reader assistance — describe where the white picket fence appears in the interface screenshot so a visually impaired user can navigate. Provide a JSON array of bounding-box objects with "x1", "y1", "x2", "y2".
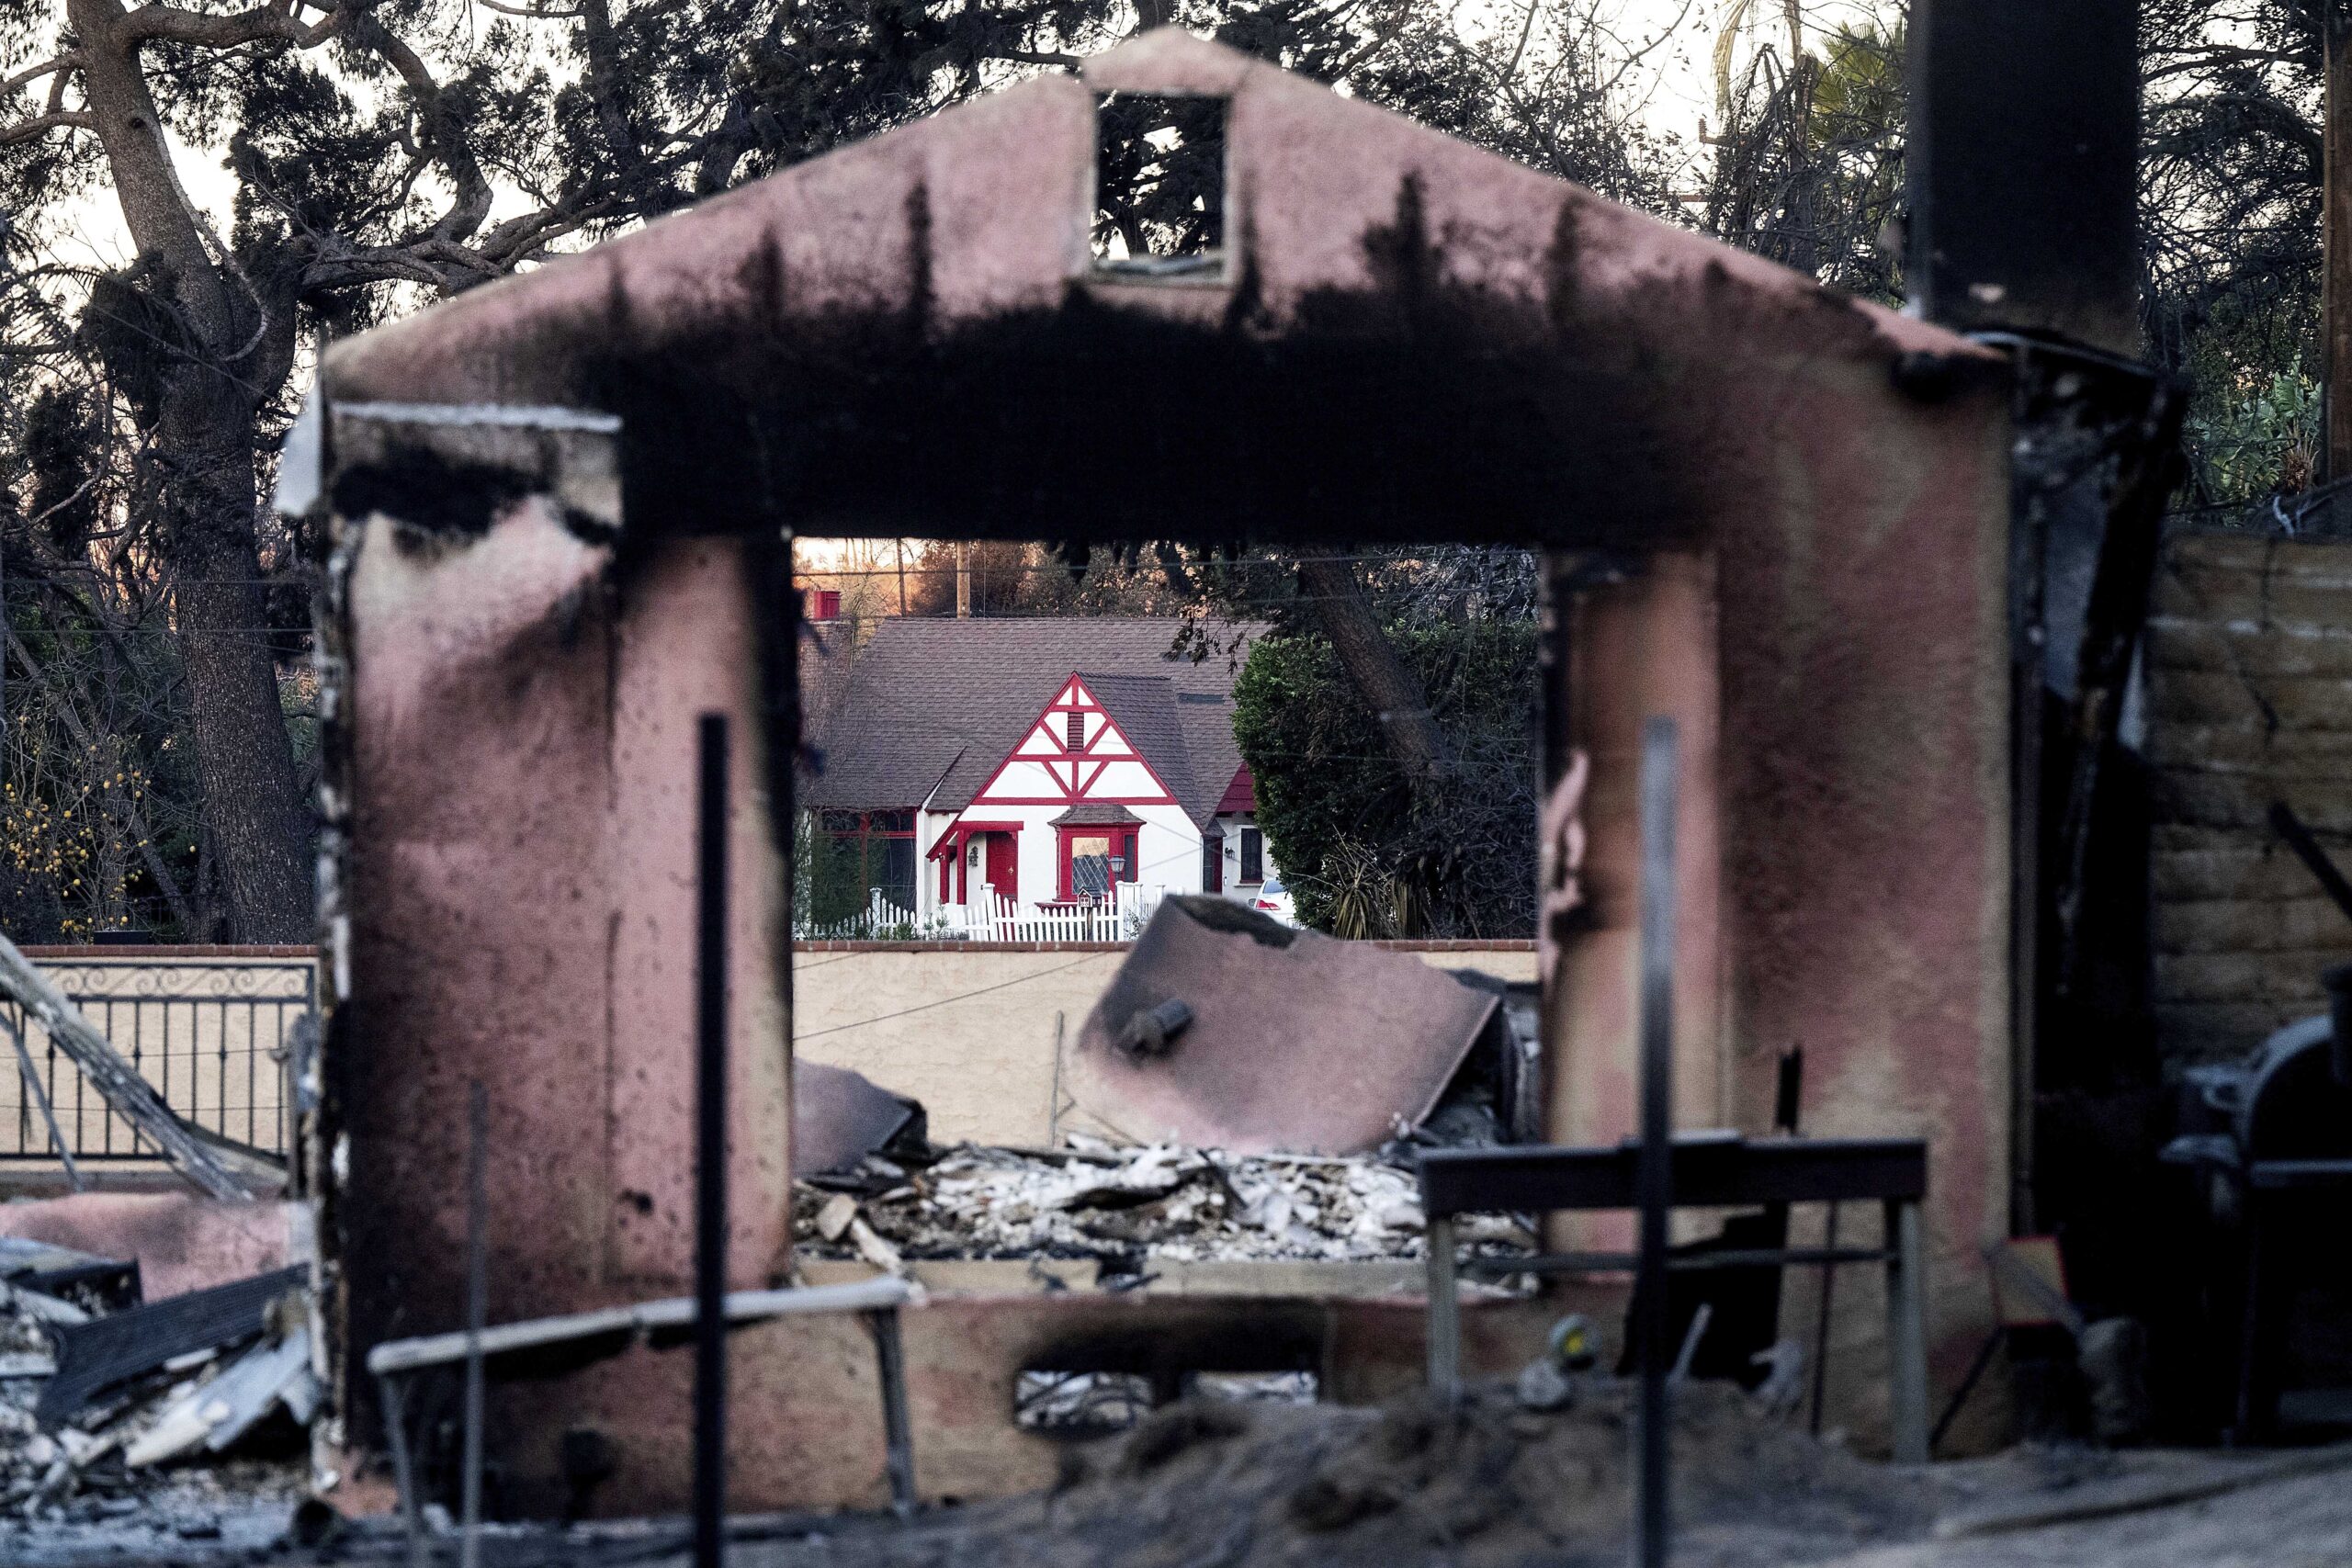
[
  {"x1": 794, "y1": 885, "x2": 1167, "y2": 942},
  {"x1": 944, "y1": 885, "x2": 1166, "y2": 942}
]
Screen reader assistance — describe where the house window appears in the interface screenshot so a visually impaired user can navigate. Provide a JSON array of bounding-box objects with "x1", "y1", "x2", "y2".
[
  {"x1": 1066, "y1": 712, "x2": 1086, "y2": 752},
  {"x1": 1061, "y1": 827, "x2": 1137, "y2": 901},
  {"x1": 818, "y1": 809, "x2": 918, "y2": 916},
  {"x1": 1239, "y1": 827, "x2": 1263, "y2": 885}
]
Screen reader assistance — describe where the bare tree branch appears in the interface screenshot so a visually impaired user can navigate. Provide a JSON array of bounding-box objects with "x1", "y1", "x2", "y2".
[{"x1": 0, "y1": 109, "x2": 93, "y2": 143}]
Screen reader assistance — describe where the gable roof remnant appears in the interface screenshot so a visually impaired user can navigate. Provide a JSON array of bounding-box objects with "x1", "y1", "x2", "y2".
[
  {"x1": 319, "y1": 29, "x2": 1996, "y2": 555},
  {"x1": 1063, "y1": 897, "x2": 1499, "y2": 1156},
  {"x1": 803, "y1": 618, "x2": 1264, "y2": 828}
]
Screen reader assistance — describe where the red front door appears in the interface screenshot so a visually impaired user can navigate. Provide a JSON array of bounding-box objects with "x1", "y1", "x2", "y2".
[{"x1": 985, "y1": 832, "x2": 1018, "y2": 902}]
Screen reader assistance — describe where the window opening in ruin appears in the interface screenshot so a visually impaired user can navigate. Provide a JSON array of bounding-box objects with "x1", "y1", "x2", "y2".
[
  {"x1": 788, "y1": 537, "x2": 1544, "y2": 1285},
  {"x1": 1015, "y1": 1369, "x2": 1318, "y2": 1436},
  {"x1": 1092, "y1": 93, "x2": 1227, "y2": 279}
]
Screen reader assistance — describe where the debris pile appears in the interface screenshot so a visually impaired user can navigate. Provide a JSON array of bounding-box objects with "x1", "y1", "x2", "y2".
[
  {"x1": 0, "y1": 1249, "x2": 311, "y2": 1523},
  {"x1": 712, "y1": 1382, "x2": 1936, "y2": 1568},
  {"x1": 795, "y1": 1135, "x2": 1534, "y2": 1269}
]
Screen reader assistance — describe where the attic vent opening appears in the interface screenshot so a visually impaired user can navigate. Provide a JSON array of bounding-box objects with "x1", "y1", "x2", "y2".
[
  {"x1": 1067, "y1": 711, "x2": 1087, "y2": 751},
  {"x1": 1091, "y1": 93, "x2": 1228, "y2": 281}
]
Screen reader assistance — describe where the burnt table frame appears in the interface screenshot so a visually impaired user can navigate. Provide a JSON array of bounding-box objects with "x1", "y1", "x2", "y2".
[
  {"x1": 1419, "y1": 1134, "x2": 1931, "y2": 1462},
  {"x1": 367, "y1": 1275, "x2": 918, "y2": 1556}
]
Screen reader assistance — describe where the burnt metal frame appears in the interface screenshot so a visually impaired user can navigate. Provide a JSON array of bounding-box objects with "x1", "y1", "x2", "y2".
[
  {"x1": 2162, "y1": 1125, "x2": 2352, "y2": 1441},
  {"x1": 369, "y1": 1277, "x2": 919, "y2": 1555},
  {"x1": 1419, "y1": 1134, "x2": 1931, "y2": 1463}
]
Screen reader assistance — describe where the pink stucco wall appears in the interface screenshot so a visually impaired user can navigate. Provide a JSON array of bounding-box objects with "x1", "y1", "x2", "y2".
[{"x1": 0, "y1": 1193, "x2": 297, "y2": 1301}]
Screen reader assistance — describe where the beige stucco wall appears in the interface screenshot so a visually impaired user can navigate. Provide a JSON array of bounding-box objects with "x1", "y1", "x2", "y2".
[{"x1": 792, "y1": 944, "x2": 1535, "y2": 1147}]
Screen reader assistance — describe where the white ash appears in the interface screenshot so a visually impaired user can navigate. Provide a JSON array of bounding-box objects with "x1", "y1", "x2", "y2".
[{"x1": 796, "y1": 1137, "x2": 1534, "y2": 1268}]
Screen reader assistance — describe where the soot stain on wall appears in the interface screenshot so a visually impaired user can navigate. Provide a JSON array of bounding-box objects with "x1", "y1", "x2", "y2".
[{"x1": 530, "y1": 176, "x2": 1719, "y2": 553}]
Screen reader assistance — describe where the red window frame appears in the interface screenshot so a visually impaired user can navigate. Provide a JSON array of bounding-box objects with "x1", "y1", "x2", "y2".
[{"x1": 1057, "y1": 824, "x2": 1138, "y2": 902}]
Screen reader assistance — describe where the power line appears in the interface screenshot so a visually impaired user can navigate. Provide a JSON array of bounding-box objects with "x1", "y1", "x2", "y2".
[{"x1": 793, "y1": 953, "x2": 1110, "y2": 1040}]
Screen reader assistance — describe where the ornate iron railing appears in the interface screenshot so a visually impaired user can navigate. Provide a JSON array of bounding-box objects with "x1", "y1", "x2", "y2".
[{"x1": 0, "y1": 956, "x2": 315, "y2": 1167}]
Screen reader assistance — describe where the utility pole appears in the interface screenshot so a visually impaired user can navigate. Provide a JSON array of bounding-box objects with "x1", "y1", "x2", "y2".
[
  {"x1": 2326, "y1": 0, "x2": 2352, "y2": 488},
  {"x1": 893, "y1": 540, "x2": 909, "y2": 616},
  {"x1": 955, "y1": 542, "x2": 971, "y2": 618}
]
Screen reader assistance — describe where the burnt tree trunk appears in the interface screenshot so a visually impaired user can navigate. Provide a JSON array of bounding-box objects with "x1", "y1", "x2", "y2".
[
  {"x1": 73, "y1": 0, "x2": 312, "y2": 941},
  {"x1": 1295, "y1": 554, "x2": 1452, "y2": 791},
  {"x1": 162, "y1": 436, "x2": 312, "y2": 941}
]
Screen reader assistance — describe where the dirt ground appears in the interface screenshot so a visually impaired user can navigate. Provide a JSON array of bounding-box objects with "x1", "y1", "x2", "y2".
[{"x1": 6, "y1": 1385, "x2": 2350, "y2": 1568}]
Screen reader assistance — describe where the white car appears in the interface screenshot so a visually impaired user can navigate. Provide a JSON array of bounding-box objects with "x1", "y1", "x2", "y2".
[{"x1": 1246, "y1": 876, "x2": 1299, "y2": 926}]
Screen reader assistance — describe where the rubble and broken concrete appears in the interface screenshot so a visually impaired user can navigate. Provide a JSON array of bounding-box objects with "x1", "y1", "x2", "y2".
[
  {"x1": 0, "y1": 1267, "x2": 311, "y2": 1528},
  {"x1": 793, "y1": 1136, "x2": 1534, "y2": 1272}
]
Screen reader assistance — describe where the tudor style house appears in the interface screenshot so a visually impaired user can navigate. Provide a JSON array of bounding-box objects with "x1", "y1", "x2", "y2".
[{"x1": 801, "y1": 616, "x2": 1280, "y2": 927}]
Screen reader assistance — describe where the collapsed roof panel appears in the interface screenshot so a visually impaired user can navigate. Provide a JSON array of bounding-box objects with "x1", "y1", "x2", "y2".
[
  {"x1": 1063, "y1": 898, "x2": 1498, "y2": 1155},
  {"x1": 792, "y1": 1063, "x2": 924, "y2": 1179}
]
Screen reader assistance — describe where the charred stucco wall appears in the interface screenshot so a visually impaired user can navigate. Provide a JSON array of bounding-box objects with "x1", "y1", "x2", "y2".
[
  {"x1": 323, "y1": 432, "x2": 790, "y2": 1443},
  {"x1": 1553, "y1": 338, "x2": 2013, "y2": 1447},
  {"x1": 448, "y1": 1291, "x2": 1571, "y2": 1517},
  {"x1": 315, "y1": 28, "x2": 2014, "y2": 1500},
  {"x1": 2145, "y1": 532, "x2": 2352, "y2": 1064}
]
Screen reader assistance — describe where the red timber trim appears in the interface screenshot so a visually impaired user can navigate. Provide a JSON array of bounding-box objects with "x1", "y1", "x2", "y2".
[
  {"x1": 1216, "y1": 763, "x2": 1257, "y2": 814},
  {"x1": 927, "y1": 819, "x2": 1023, "y2": 903},
  {"x1": 963, "y1": 672, "x2": 1182, "y2": 811}
]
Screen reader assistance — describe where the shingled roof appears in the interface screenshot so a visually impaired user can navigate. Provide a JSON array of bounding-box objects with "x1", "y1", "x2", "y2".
[{"x1": 802, "y1": 617, "x2": 1267, "y2": 828}]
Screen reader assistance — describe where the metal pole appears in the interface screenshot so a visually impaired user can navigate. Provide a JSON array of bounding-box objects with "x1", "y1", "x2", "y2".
[
  {"x1": 377, "y1": 1372, "x2": 429, "y2": 1568},
  {"x1": 4, "y1": 1013, "x2": 82, "y2": 1191},
  {"x1": 2327, "y1": 0, "x2": 2352, "y2": 487},
  {"x1": 460, "y1": 1080, "x2": 488, "y2": 1568},
  {"x1": 1423, "y1": 1214, "x2": 1461, "y2": 1405},
  {"x1": 1885, "y1": 1199, "x2": 1930, "y2": 1463},
  {"x1": 865, "y1": 1308, "x2": 919, "y2": 1519},
  {"x1": 1634, "y1": 716, "x2": 1678, "y2": 1568},
  {"x1": 1808, "y1": 1201, "x2": 1839, "y2": 1437},
  {"x1": 694, "y1": 713, "x2": 731, "y2": 1568}
]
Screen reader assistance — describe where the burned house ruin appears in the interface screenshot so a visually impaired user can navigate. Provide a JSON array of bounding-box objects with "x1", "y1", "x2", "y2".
[{"x1": 293, "y1": 28, "x2": 2040, "y2": 1515}]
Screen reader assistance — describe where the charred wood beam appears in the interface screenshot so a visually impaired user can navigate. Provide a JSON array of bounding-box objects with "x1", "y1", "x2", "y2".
[
  {"x1": 2052, "y1": 367, "x2": 2188, "y2": 991},
  {"x1": 2268, "y1": 800, "x2": 2352, "y2": 928}
]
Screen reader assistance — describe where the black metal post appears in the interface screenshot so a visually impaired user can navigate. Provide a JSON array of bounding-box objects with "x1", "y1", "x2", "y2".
[
  {"x1": 695, "y1": 714, "x2": 730, "y2": 1568},
  {"x1": 1634, "y1": 716, "x2": 1678, "y2": 1568},
  {"x1": 461, "y1": 1080, "x2": 488, "y2": 1568}
]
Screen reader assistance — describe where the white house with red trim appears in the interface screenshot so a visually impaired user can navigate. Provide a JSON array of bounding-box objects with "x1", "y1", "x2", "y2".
[{"x1": 801, "y1": 617, "x2": 1282, "y2": 930}]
